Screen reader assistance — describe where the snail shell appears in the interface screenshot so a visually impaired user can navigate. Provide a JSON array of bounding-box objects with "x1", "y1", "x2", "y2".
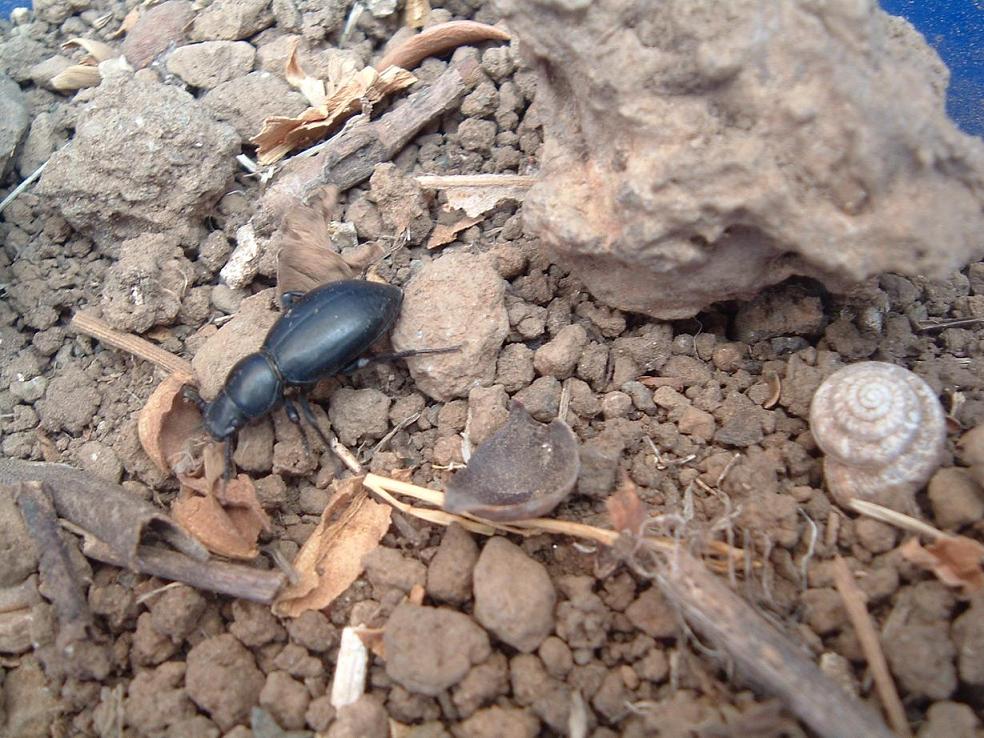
[{"x1": 809, "y1": 361, "x2": 946, "y2": 511}]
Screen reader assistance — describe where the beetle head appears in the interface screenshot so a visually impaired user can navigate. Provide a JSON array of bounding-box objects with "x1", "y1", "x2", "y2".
[{"x1": 202, "y1": 390, "x2": 248, "y2": 441}]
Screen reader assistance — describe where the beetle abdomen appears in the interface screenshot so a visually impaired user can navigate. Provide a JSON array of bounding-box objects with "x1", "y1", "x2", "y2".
[{"x1": 264, "y1": 280, "x2": 403, "y2": 385}]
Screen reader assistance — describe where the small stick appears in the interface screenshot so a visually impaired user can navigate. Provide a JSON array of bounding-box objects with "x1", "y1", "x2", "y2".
[
  {"x1": 654, "y1": 549, "x2": 896, "y2": 738},
  {"x1": 0, "y1": 161, "x2": 47, "y2": 214},
  {"x1": 13, "y1": 482, "x2": 93, "y2": 647},
  {"x1": 416, "y1": 173, "x2": 536, "y2": 189},
  {"x1": 832, "y1": 555, "x2": 912, "y2": 738},
  {"x1": 70, "y1": 312, "x2": 196, "y2": 382},
  {"x1": 83, "y1": 540, "x2": 286, "y2": 604}
]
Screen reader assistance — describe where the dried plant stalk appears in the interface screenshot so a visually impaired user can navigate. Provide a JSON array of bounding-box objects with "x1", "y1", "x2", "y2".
[
  {"x1": 832, "y1": 556, "x2": 912, "y2": 738},
  {"x1": 70, "y1": 312, "x2": 196, "y2": 382},
  {"x1": 654, "y1": 549, "x2": 896, "y2": 738},
  {"x1": 11, "y1": 482, "x2": 93, "y2": 647},
  {"x1": 363, "y1": 473, "x2": 741, "y2": 565},
  {"x1": 375, "y1": 20, "x2": 510, "y2": 71},
  {"x1": 83, "y1": 541, "x2": 285, "y2": 604},
  {"x1": 415, "y1": 174, "x2": 536, "y2": 189}
]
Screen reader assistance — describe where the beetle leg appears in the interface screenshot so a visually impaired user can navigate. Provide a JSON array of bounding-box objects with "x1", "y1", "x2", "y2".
[
  {"x1": 182, "y1": 384, "x2": 207, "y2": 412},
  {"x1": 282, "y1": 398, "x2": 313, "y2": 456},
  {"x1": 296, "y1": 396, "x2": 334, "y2": 449},
  {"x1": 342, "y1": 345, "x2": 462, "y2": 373},
  {"x1": 279, "y1": 291, "x2": 306, "y2": 311}
]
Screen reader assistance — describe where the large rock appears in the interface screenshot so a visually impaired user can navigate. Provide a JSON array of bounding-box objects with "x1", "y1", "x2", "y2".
[
  {"x1": 391, "y1": 252, "x2": 509, "y2": 400},
  {"x1": 36, "y1": 73, "x2": 239, "y2": 252},
  {"x1": 495, "y1": 0, "x2": 984, "y2": 318}
]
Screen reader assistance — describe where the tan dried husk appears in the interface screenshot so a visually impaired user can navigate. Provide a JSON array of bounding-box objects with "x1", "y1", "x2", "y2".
[
  {"x1": 50, "y1": 65, "x2": 103, "y2": 91},
  {"x1": 137, "y1": 374, "x2": 203, "y2": 474},
  {"x1": 172, "y1": 444, "x2": 271, "y2": 561},
  {"x1": 274, "y1": 477, "x2": 392, "y2": 617},
  {"x1": 426, "y1": 211, "x2": 483, "y2": 249},
  {"x1": 50, "y1": 37, "x2": 122, "y2": 91},
  {"x1": 253, "y1": 44, "x2": 416, "y2": 165}
]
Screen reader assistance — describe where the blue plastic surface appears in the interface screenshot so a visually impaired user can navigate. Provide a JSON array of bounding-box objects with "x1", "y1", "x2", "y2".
[
  {"x1": 879, "y1": 0, "x2": 983, "y2": 136},
  {"x1": 1, "y1": 1, "x2": 979, "y2": 135}
]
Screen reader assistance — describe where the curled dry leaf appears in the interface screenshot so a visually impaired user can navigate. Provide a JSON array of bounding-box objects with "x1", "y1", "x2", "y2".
[
  {"x1": 443, "y1": 401, "x2": 580, "y2": 521},
  {"x1": 284, "y1": 38, "x2": 327, "y2": 107},
  {"x1": 138, "y1": 374, "x2": 204, "y2": 474},
  {"x1": 107, "y1": 6, "x2": 140, "y2": 38},
  {"x1": 253, "y1": 63, "x2": 416, "y2": 165},
  {"x1": 276, "y1": 188, "x2": 358, "y2": 297},
  {"x1": 172, "y1": 442, "x2": 271, "y2": 560},
  {"x1": 274, "y1": 477, "x2": 392, "y2": 617},
  {"x1": 901, "y1": 536, "x2": 984, "y2": 594},
  {"x1": 50, "y1": 65, "x2": 103, "y2": 91}
]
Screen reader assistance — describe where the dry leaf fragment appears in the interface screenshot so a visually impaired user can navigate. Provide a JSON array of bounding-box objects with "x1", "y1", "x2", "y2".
[
  {"x1": 901, "y1": 536, "x2": 984, "y2": 594},
  {"x1": 417, "y1": 175, "x2": 534, "y2": 218},
  {"x1": 138, "y1": 374, "x2": 204, "y2": 474},
  {"x1": 426, "y1": 213, "x2": 482, "y2": 249},
  {"x1": 285, "y1": 38, "x2": 326, "y2": 107},
  {"x1": 606, "y1": 475, "x2": 647, "y2": 537},
  {"x1": 274, "y1": 477, "x2": 392, "y2": 617},
  {"x1": 108, "y1": 7, "x2": 140, "y2": 38},
  {"x1": 253, "y1": 65, "x2": 417, "y2": 165},
  {"x1": 50, "y1": 37, "x2": 125, "y2": 91},
  {"x1": 50, "y1": 65, "x2": 103, "y2": 91},
  {"x1": 172, "y1": 487, "x2": 260, "y2": 560},
  {"x1": 171, "y1": 443, "x2": 270, "y2": 560}
]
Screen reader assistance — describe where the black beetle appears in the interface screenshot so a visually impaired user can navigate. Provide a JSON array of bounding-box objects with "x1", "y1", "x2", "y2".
[{"x1": 189, "y1": 279, "x2": 442, "y2": 472}]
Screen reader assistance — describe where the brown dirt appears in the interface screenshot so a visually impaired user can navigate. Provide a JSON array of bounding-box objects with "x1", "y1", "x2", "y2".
[{"x1": 1, "y1": 1, "x2": 983, "y2": 737}]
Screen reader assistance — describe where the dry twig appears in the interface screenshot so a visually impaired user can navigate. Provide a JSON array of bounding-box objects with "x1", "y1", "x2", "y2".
[
  {"x1": 653, "y1": 549, "x2": 895, "y2": 738},
  {"x1": 832, "y1": 556, "x2": 912, "y2": 738},
  {"x1": 70, "y1": 312, "x2": 196, "y2": 382},
  {"x1": 11, "y1": 482, "x2": 92, "y2": 648},
  {"x1": 83, "y1": 541, "x2": 285, "y2": 604}
]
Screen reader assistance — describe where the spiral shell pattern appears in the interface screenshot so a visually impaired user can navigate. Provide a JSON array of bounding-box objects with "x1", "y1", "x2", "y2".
[{"x1": 809, "y1": 361, "x2": 946, "y2": 510}]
